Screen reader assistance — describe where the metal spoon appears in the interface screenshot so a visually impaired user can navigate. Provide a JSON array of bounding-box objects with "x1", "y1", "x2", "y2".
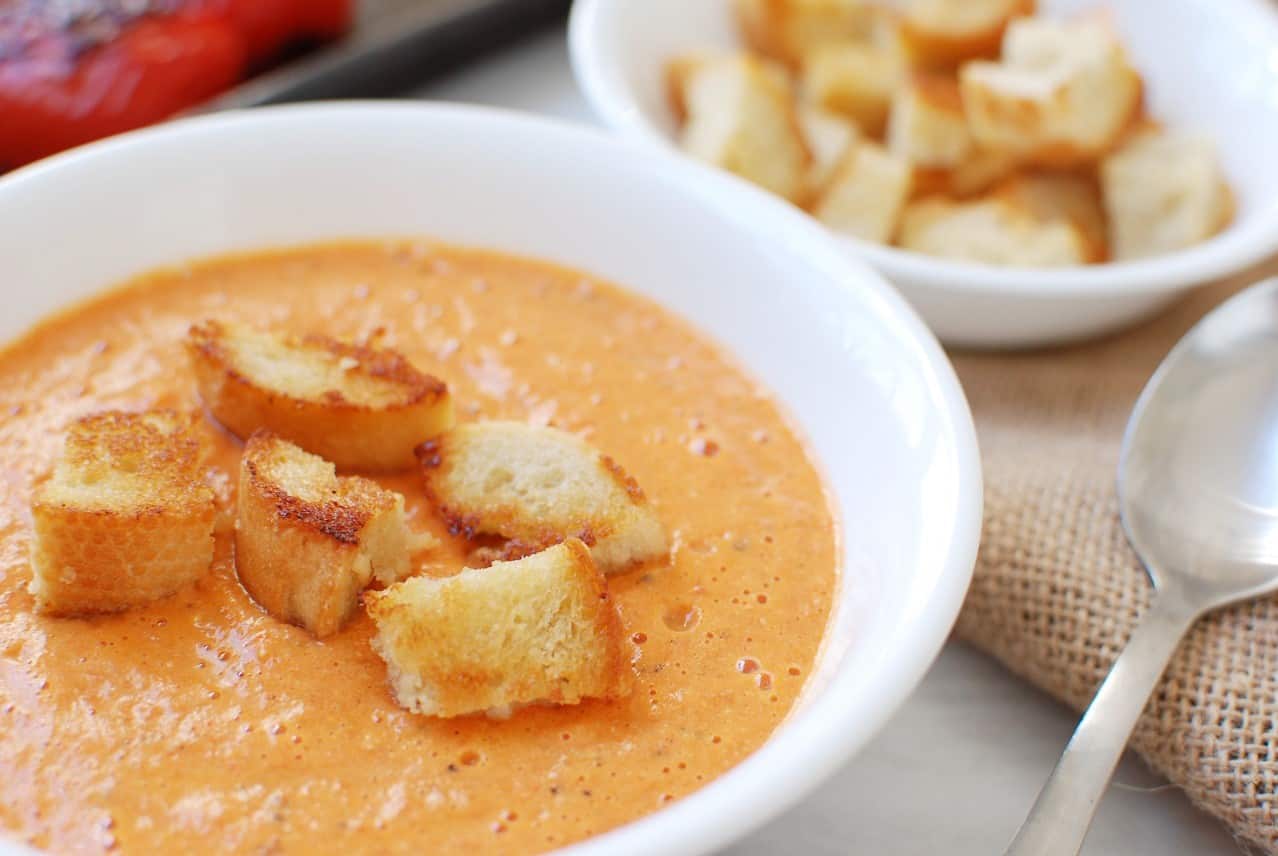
[{"x1": 1006, "y1": 277, "x2": 1278, "y2": 856}]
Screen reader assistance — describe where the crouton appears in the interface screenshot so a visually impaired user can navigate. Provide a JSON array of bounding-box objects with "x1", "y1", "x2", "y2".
[
  {"x1": 187, "y1": 320, "x2": 454, "y2": 473},
  {"x1": 677, "y1": 55, "x2": 810, "y2": 202},
  {"x1": 366, "y1": 539, "x2": 633, "y2": 718},
  {"x1": 735, "y1": 0, "x2": 882, "y2": 67},
  {"x1": 886, "y1": 74, "x2": 971, "y2": 169},
  {"x1": 1100, "y1": 128, "x2": 1232, "y2": 260},
  {"x1": 666, "y1": 52, "x2": 725, "y2": 125},
  {"x1": 996, "y1": 171, "x2": 1108, "y2": 262},
  {"x1": 933, "y1": 147, "x2": 1020, "y2": 197},
  {"x1": 813, "y1": 141, "x2": 912, "y2": 243},
  {"x1": 416, "y1": 421, "x2": 667, "y2": 574},
  {"x1": 797, "y1": 104, "x2": 860, "y2": 196},
  {"x1": 910, "y1": 147, "x2": 1021, "y2": 199},
  {"x1": 235, "y1": 432, "x2": 433, "y2": 637},
  {"x1": 800, "y1": 26, "x2": 907, "y2": 136},
  {"x1": 960, "y1": 17, "x2": 1141, "y2": 167},
  {"x1": 898, "y1": 196, "x2": 1088, "y2": 266},
  {"x1": 29, "y1": 410, "x2": 216, "y2": 615},
  {"x1": 901, "y1": 0, "x2": 1034, "y2": 68},
  {"x1": 884, "y1": 74, "x2": 1020, "y2": 198}
]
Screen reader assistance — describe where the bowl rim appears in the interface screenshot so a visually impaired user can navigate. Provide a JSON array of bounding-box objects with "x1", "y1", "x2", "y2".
[
  {"x1": 0, "y1": 101, "x2": 983, "y2": 856},
  {"x1": 568, "y1": 0, "x2": 1278, "y2": 299}
]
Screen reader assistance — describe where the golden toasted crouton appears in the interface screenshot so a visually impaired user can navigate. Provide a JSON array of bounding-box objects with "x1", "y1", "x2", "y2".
[
  {"x1": 366, "y1": 539, "x2": 634, "y2": 718},
  {"x1": 886, "y1": 74, "x2": 971, "y2": 169},
  {"x1": 932, "y1": 146, "x2": 1021, "y2": 198},
  {"x1": 30, "y1": 410, "x2": 216, "y2": 616},
  {"x1": 187, "y1": 320, "x2": 454, "y2": 473},
  {"x1": 884, "y1": 74, "x2": 1020, "y2": 199},
  {"x1": 235, "y1": 432, "x2": 433, "y2": 637},
  {"x1": 735, "y1": 0, "x2": 882, "y2": 67},
  {"x1": 666, "y1": 56, "x2": 698, "y2": 126},
  {"x1": 1100, "y1": 128, "x2": 1232, "y2": 260},
  {"x1": 996, "y1": 171, "x2": 1108, "y2": 262},
  {"x1": 677, "y1": 55, "x2": 810, "y2": 202},
  {"x1": 960, "y1": 17, "x2": 1141, "y2": 167},
  {"x1": 814, "y1": 141, "x2": 912, "y2": 243},
  {"x1": 416, "y1": 421, "x2": 668, "y2": 574},
  {"x1": 911, "y1": 148, "x2": 1021, "y2": 199},
  {"x1": 901, "y1": 0, "x2": 1034, "y2": 68},
  {"x1": 898, "y1": 196, "x2": 1088, "y2": 266},
  {"x1": 797, "y1": 104, "x2": 860, "y2": 197},
  {"x1": 665, "y1": 52, "x2": 727, "y2": 124},
  {"x1": 800, "y1": 25, "x2": 907, "y2": 136}
]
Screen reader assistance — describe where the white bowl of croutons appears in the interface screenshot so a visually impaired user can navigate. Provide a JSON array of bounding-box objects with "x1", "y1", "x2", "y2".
[
  {"x1": 0, "y1": 103, "x2": 980, "y2": 855},
  {"x1": 569, "y1": 0, "x2": 1278, "y2": 347}
]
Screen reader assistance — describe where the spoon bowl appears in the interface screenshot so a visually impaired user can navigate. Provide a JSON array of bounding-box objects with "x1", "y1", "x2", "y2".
[
  {"x1": 1008, "y1": 277, "x2": 1278, "y2": 855},
  {"x1": 1122, "y1": 279, "x2": 1278, "y2": 596}
]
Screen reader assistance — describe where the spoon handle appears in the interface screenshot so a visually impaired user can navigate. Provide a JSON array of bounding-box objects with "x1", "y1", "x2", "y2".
[{"x1": 1004, "y1": 589, "x2": 1200, "y2": 856}]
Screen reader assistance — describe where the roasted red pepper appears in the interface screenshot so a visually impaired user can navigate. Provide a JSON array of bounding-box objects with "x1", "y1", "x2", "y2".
[{"x1": 0, "y1": 0, "x2": 353, "y2": 170}]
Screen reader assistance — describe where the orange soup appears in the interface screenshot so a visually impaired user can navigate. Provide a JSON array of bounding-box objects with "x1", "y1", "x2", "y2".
[{"x1": 0, "y1": 241, "x2": 838, "y2": 854}]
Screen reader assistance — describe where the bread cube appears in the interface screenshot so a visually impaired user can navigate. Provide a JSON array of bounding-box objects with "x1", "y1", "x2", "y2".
[
  {"x1": 884, "y1": 73, "x2": 1020, "y2": 198},
  {"x1": 676, "y1": 54, "x2": 811, "y2": 202},
  {"x1": 887, "y1": 74, "x2": 971, "y2": 169},
  {"x1": 911, "y1": 148, "x2": 1021, "y2": 199},
  {"x1": 797, "y1": 104, "x2": 860, "y2": 196},
  {"x1": 1100, "y1": 129, "x2": 1232, "y2": 260},
  {"x1": 187, "y1": 320, "x2": 454, "y2": 473},
  {"x1": 366, "y1": 539, "x2": 634, "y2": 718},
  {"x1": 960, "y1": 17, "x2": 1141, "y2": 166},
  {"x1": 417, "y1": 421, "x2": 668, "y2": 573},
  {"x1": 235, "y1": 432, "x2": 432, "y2": 637},
  {"x1": 997, "y1": 171, "x2": 1108, "y2": 262},
  {"x1": 800, "y1": 29, "x2": 907, "y2": 136},
  {"x1": 813, "y1": 142, "x2": 912, "y2": 243},
  {"x1": 898, "y1": 196, "x2": 1088, "y2": 266},
  {"x1": 902, "y1": 0, "x2": 1034, "y2": 68},
  {"x1": 935, "y1": 147, "x2": 1020, "y2": 197},
  {"x1": 666, "y1": 51, "x2": 730, "y2": 124},
  {"x1": 29, "y1": 410, "x2": 216, "y2": 615},
  {"x1": 735, "y1": 0, "x2": 882, "y2": 67}
]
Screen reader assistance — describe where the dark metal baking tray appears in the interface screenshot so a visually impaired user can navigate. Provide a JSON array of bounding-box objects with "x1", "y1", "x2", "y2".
[{"x1": 198, "y1": 0, "x2": 571, "y2": 112}]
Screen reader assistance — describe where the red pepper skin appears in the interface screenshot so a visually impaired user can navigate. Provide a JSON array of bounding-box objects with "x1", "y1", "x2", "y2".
[{"x1": 0, "y1": 1, "x2": 354, "y2": 170}]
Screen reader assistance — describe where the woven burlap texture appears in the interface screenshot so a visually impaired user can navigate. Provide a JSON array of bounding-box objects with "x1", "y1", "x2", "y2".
[{"x1": 950, "y1": 265, "x2": 1278, "y2": 854}]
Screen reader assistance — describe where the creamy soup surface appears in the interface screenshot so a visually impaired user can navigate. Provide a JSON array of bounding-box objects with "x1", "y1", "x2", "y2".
[{"x1": 0, "y1": 242, "x2": 838, "y2": 854}]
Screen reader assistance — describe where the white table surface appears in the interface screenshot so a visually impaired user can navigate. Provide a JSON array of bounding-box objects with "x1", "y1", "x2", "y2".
[{"x1": 412, "y1": 28, "x2": 1242, "y2": 856}]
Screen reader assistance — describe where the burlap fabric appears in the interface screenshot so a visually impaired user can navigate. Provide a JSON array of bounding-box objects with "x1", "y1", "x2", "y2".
[{"x1": 950, "y1": 261, "x2": 1278, "y2": 853}]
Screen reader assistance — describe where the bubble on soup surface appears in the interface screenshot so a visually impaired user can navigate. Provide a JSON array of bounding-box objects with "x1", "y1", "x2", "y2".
[{"x1": 663, "y1": 604, "x2": 701, "y2": 632}]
